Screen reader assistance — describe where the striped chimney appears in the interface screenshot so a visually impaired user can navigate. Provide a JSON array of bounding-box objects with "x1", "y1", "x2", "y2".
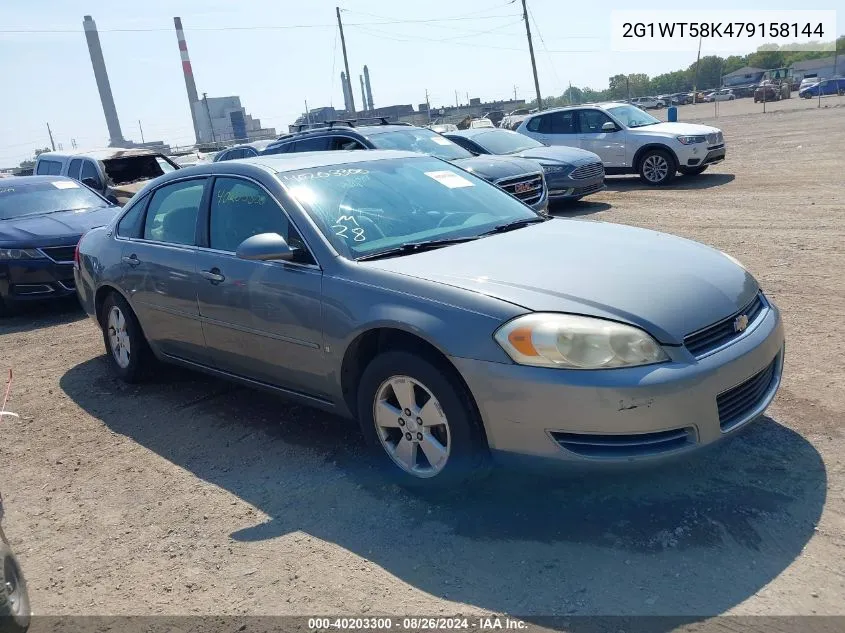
[{"x1": 174, "y1": 17, "x2": 201, "y2": 145}]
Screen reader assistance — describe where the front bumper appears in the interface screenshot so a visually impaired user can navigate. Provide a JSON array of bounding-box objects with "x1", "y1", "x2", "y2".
[
  {"x1": 0, "y1": 259, "x2": 76, "y2": 303},
  {"x1": 547, "y1": 174, "x2": 606, "y2": 200},
  {"x1": 453, "y1": 302, "x2": 784, "y2": 466},
  {"x1": 682, "y1": 145, "x2": 726, "y2": 167}
]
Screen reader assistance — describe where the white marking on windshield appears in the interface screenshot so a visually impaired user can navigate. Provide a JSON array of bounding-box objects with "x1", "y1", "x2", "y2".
[
  {"x1": 424, "y1": 170, "x2": 474, "y2": 189},
  {"x1": 52, "y1": 181, "x2": 80, "y2": 189}
]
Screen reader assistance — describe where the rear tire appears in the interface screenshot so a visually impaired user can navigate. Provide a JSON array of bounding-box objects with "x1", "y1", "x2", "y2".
[
  {"x1": 679, "y1": 166, "x2": 708, "y2": 176},
  {"x1": 100, "y1": 292, "x2": 154, "y2": 383},
  {"x1": 357, "y1": 351, "x2": 490, "y2": 492},
  {"x1": 638, "y1": 149, "x2": 676, "y2": 186},
  {"x1": 0, "y1": 542, "x2": 30, "y2": 633}
]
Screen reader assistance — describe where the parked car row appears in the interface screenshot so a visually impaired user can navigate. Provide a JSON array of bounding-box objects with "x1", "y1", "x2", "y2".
[{"x1": 798, "y1": 77, "x2": 845, "y2": 98}]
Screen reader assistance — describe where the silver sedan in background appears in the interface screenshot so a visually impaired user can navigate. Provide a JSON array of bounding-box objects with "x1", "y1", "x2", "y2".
[{"x1": 74, "y1": 150, "x2": 784, "y2": 490}]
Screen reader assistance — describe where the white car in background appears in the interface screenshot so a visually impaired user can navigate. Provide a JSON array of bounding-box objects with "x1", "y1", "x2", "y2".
[
  {"x1": 515, "y1": 102, "x2": 726, "y2": 185},
  {"x1": 469, "y1": 118, "x2": 495, "y2": 129},
  {"x1": 711, "y1": 89, "x2": 737, "y2": 102},
  {"x1": 630, "y1": 96, "x2": 665, "y2": 109}
]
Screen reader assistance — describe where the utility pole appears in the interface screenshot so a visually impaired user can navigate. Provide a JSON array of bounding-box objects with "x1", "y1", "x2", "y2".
[
  {"x1": 138, "y1": 120, "x2": 145, "y2": 144},
  {"x1": 46, "y1": 122, "x2": 56, "y2": 151},
  {"x1": 692, "y1": 33, "x2": 703, "y2": 104},
  {"x1": 521, "y1": 0, "x2": 543, "y2": 111},
  {"x1": 336, "y1": 7, "x2": 356, "y2": 114},
  {"x1": 305, "y1": 100, "x2": 312, "y2": 125},
  {"x1": 203, "y1": 93, "x2": 216, "y2": 144},
  {"x1": 455, "y1": 90, "x2": 459, "y2": 108},
  {"x1": 513, "y1": 85, "x2": 518, "y2": 101},
  {"x1": 425, "y1": 89, "x2": 432, "y2": 123}
]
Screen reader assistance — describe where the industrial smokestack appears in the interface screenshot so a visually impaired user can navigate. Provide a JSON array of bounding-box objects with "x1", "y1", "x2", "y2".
[
  {"x1": 174, "y1": 17, "x2": 201, "y2": 145},
  {"x1": 83, "y1": 16, "x2": 124, "y2": 146},
  {"x1": 359, "y1": 75, "x2": 368, "y2": 112},
  {"x1": 341, "y1": 72, "x2": 352, "y2": 113},
  {"x1": 364, "y1": 65, "x2": 374, "y2": 111}
]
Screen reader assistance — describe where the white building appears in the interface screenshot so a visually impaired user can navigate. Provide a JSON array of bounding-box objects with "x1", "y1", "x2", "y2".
[{"x1": 193, "y1": 96, "x2": 276, "y2": 145}]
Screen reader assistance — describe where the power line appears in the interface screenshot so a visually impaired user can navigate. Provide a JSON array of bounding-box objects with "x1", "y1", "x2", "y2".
[
  {"x1": 0, "y1": 14, "x2": 525, "y2": 34},
  {"x1": 528, "y1": 5, "x2": 563, "y2": 94},
  {"x1": 348, "y1": 23, "x2": 598, "y2": 53}
]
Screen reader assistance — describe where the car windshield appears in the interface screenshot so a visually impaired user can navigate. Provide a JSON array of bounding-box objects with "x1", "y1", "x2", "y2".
[
  {"x1": 470, "y1": 130, "x2": 545, "y2": 154},
  {"x1": 0, "y1": 180, "x2": 110, "y2": 220},
  {"x1": 606, "y1": 105, "x2": 661, "y2": 128},
  {"x1": 279, "y1": 157, "x2": 539, "y2": 259},
  {"x1": 366, "y1": 128, "x2": 472, "y2": 161}
]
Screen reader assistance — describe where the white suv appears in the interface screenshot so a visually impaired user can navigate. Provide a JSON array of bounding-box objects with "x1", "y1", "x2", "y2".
[
  {"x1": 630, "y1": 96, "x2": 665, "y2": 109},
  {"x1": 515, "y1": 103, "x2": 726, "y2": 185}
]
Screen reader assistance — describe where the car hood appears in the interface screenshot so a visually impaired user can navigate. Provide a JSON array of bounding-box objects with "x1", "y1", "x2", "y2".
[
  {"x1": 634, "y1": 122, "x2": 721, "y2": 136},
  {"x1": 363, "y1": 219, "x2": 758, "y2": 344},
  {"x1": 0, "y1": 206, "x2": 120, "y2": 247},
  {"x1": 451, "y1": 155, "x2": 542, "y2": 181},
  {"x1": 512, "y1": 145, "x2": 600, "y2": 166}
]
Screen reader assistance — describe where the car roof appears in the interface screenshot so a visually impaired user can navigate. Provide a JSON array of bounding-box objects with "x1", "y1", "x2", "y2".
[
  {"x1": 156, "y1": 150, "x2": 422, "y2": 181},
  {"x1": 36, "y1": 148, "x2": 163, "y2": 161},
  {"x1": 526, "y1": 102, "x2": 629, "y2": 116},
  {"x1": 0, "y1": 175, "x2": 76, "y2": 187},
  {"x1": 228, "y1": 139, "x2": 277, "y2": 151}
]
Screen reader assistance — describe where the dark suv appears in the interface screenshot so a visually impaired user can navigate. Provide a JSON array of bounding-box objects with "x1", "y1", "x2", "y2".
[{"x1": 261, "y1": 120, "x2": 548, "y2": 213}]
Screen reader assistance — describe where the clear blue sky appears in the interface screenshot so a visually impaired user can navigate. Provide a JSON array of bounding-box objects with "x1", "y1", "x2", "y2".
[{"x1": 1, "y1": 0, "x2": 842, "y2": 165}]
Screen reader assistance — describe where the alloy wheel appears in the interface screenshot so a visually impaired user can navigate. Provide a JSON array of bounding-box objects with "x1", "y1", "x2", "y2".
[
  {"x1": 642, "y1": 154, "x2": 670, "y2": 183},
  {"x1": 373, "y1": 375, "x2": 451, "y2": 478},
  {"x1": 107, "y1": 306, "x2": 131, "y2": 369}
]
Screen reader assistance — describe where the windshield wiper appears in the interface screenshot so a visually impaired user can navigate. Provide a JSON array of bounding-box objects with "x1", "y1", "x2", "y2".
[
  {"x1": 356, "y1": 236, "x2": 480, "y2": 261},
  {"x1": 480, "y1": 216, "x2": 549, "y2": 236}
]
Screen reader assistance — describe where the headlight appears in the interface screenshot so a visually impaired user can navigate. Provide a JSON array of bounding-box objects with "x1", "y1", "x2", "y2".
[
  {"x1": 494, "y1": 313, "x2": 668, "y2": 369},
  {"x1": 0, "y1": 248, "x2": 44, "y2": 260},
  {"x1": 542, "y1": 164, "x2": 567, "y2": 174},
  {"x1": 677, "y1": 135, "x2": 707, "y2": 145}
]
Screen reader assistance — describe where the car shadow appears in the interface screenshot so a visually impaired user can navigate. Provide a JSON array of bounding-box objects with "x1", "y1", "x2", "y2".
[
  {"x1": 548, "y1": 200, "x2": 612, "y2": 218},
  {"x1": 61, "y1": 358, "x2": 825, "y2": 624},
  {"x1": 0, "y1": 297, "x2": 85, "y2": 335},
  {"x1": 605, "y1": 173, "x2": 735, "y2": 191}
]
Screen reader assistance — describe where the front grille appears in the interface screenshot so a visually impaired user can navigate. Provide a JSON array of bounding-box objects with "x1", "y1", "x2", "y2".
[
  {"x1": 551, "y1": 427, "x2": 695, "y2": 458},
  {"x1": 570, "y1": 162, "x2": 604, "y2": 180},
  {"x1": 684, "y1": 293, "x2": 766, "y2": 357},
  {"x1": 706, "y1": 132, "x2": 724, "y2": 145},
  {"x1": 717, "y1": 356, "x2": 779, "y2": 431},
  {"x1": 496, "y1": 173, "x2": 545, "y2": 206},
  {"x1": 39, "y1": 244, "x2": 77, "y2": 263}
]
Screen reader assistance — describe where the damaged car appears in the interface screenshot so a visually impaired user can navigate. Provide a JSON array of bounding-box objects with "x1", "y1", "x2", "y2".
[{"x1": 34, "y1": 148, "x2": 179, "y2": 206}]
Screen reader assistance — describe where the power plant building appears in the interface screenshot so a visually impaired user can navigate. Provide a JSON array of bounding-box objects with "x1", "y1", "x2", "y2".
[{"x1": 193, "y1": 96, "x2": 276, "y2": 145}]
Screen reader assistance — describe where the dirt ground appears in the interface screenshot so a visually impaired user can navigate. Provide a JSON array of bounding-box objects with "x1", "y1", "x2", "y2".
[{"x1": 1, "y1": 102, "x2": 844, "y2": 624}]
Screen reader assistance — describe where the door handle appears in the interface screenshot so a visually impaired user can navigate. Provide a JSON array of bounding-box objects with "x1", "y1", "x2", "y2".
[
  {"x1": 200, "y1": 268, "x2": 225, "y2": 284},
  {"x1": 121, "y1": 254, "x2": 140, "y2": 267}
]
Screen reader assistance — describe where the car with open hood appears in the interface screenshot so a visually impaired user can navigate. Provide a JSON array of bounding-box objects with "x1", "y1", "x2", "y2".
[
  {"x1": 34, "y1": 148, "x2": 180, "y2": 206},
  {"x1": 515, "y1": 103, "x2": 726, "y2": 185},
  {"x1": 445, "y1": 127, "x2": 604, "y2": 202},
  {"x1": 74, "y1": 150, "x2": 784, "y2": 491}
]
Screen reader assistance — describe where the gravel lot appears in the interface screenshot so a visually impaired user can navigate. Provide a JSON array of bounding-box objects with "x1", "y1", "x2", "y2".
[{"x1": 1, "y1": 101, "x2": 844, "y2": 624}]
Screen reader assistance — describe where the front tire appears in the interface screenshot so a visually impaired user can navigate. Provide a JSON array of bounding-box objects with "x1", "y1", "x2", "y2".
[
  {"x1": 100, "y1": 292, "x2": 154, "y2": 383},
  {"x1": 679, "y1": 166, "x2": 708, "y2": 176},
  {"x1": 357, "y1": 351, "x2": 489, "y2": 491},
  {"x1": 638, "y1": 149, "x2": 676, "y2": 186},
  {"x1": 0, "y1": 542, "x2": 30, "y2": 633}
]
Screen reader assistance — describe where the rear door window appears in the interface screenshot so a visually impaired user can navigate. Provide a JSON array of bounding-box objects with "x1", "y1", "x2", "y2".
[
  {"x1": 547, "y1": 111, "x2": 576, "y2": 134},
  {"x1": 294, "y1": 137, "x2": 330, "y2": 152},
  {"x1": 68, "y1": 159, "x2": 83, "y2": 180},
  {"x1": 329, "y1": 137, "x2": 366, "y2": 150},
  {"x1": 143, "y1": 179, "x2": 206, "y2": 245}
]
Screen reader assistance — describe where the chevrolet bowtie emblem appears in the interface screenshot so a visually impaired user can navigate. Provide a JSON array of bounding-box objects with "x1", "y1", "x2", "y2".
[{"x1": 734, "y1": 314, "x2": 749, "y2": 333}]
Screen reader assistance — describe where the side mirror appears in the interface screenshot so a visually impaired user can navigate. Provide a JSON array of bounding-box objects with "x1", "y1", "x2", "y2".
[
  {"x1": 601, "y1": 122, "x2": 618, "y2": 132},
  {"x1": 236, "y1": 232, "x2": 294, "y2": 262},
  {"x1": 82, "y1": 177, "x2": 102, "y2": 190}
]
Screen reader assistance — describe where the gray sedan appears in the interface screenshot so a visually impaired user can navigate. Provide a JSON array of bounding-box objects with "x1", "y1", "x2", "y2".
[
  {"x1": 445, "y1": 128, "x2": 605, "y2": 201},
  {"x1": 75, "y1": 150, "x2": 784, "y2": 490}
]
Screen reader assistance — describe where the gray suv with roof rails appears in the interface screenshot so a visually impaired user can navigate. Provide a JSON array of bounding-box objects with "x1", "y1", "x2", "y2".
[{"x1": 261, "y1": 119, "x2": 549, "y2": 213}]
